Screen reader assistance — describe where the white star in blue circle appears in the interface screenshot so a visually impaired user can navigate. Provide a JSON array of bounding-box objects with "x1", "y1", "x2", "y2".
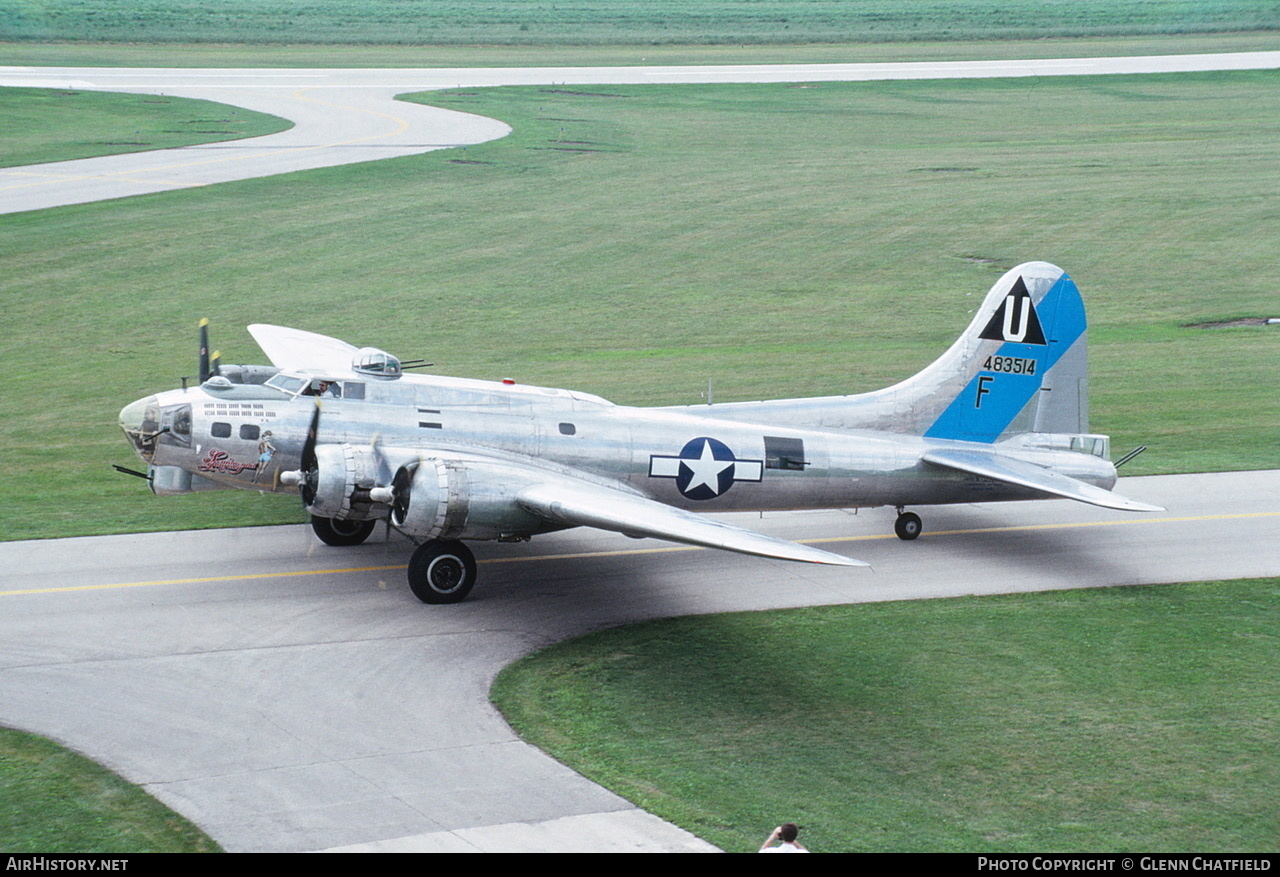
[{"x1": 676, "y1": 437, "x2": 736, "y2": 500}]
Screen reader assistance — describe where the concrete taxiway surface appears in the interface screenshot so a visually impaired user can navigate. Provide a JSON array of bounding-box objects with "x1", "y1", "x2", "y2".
[
  {"x1": 2, "y1": 471, "x2": 1278, "y2": 851},
  {"x1": 3, "y1": 51, "x2": 1280, "y2": 214}
]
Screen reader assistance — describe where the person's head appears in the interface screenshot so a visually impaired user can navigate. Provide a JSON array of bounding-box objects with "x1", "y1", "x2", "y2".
[{"x1": 779, "y1": 823, "x2": 799, "y2": 843}]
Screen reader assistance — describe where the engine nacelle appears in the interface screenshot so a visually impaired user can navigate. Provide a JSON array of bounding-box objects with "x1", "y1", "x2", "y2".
[
  {"x1": 305, "y1": 443, "x2": 387, "y2": 521},
  {"x1": 389, "y1": 456, "x2": 561, "y2": 542},
  {"x1": 390, "y1": 458, "x2": 454, "y2": 538}
]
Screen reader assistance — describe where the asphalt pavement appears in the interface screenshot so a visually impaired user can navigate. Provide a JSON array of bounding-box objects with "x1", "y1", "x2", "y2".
[{"x1": 2, "y1": 471, "x2": 1277, "y2": 851}]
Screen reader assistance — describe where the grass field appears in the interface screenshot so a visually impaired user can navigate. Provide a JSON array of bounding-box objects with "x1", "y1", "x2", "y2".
[
  {"x1": 2, "y1": 70, "x2": 1277, "y2": 540},
  {"x1": 5, "y1": 31, "x2": 1280, "y2": 69},
  {"x1": 4, "y1": 0, "x2": 1278, "y2": 46},
  {"x1": 0, "y1": 88, "x2": 290, "y2": 167},
  {"x1": 0, "y1": 725, "x2": 220, "y2": 852},
  {"x1": 493, "y1": 578, "x2": 1280, "y2": 852}
]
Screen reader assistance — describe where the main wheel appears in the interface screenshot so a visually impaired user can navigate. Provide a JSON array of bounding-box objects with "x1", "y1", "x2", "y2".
[
  {"x1": 408, "y1": 540, "x2": 477, "y2": 604},
  {"x1": 311, "y1": 515, "x2": 377, "y2": 546},
  {"x1": 894, "y1": 511, "x2": 923, "y2": 541}
]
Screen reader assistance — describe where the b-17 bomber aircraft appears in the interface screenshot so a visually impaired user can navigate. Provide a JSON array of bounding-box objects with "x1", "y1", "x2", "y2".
[{"x1": 118, "y1": 262, "x2": 1160, "y2": 603}]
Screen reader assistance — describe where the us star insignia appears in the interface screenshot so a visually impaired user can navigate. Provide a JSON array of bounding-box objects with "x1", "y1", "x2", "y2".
[{"x1": 649, "y1": 436, "x2": 763, "y2": 500}]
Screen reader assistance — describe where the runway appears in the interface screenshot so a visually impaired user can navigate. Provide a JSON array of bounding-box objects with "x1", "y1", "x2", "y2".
[
  {"x1": 2, "y1": 470, "x2": 1278, "y2": 851},
  {"x1": 3, "y1": 51, "x2": 1279, "y2": 214}
]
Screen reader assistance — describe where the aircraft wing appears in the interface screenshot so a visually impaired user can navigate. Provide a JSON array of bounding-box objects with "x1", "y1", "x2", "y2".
[
  {"x1": 921, "y1": 448, "x2": 1164, "y2": 512},
  {"x1": 516, "y1": 480, "x2": 867, "y2": 567},
  {"x1": 247, "y1": 324, "x2": 359, "y2": 373}
]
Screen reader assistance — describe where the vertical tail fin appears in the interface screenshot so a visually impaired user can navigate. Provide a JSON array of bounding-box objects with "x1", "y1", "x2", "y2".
[{"x1": 917, "y1": 261, "x2": 1088, "y2": 442}]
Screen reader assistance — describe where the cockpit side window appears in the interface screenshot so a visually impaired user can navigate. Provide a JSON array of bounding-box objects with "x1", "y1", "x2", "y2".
[
  {"x1": 302, "y1": 379, "x2": 342, "y2": 397},
  {"x1": 158, "y1": 404, "x2": 193, "y2": 446}
]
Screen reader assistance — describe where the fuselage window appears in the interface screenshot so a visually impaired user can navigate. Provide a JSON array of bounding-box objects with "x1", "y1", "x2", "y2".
[
  {"x1": 559, "y1": 422, "x2": 577, "y2": 436},
  {"x1": 764, "y1": 436, "x2": 807, "y2": 471},
  {"x1": 240, "y1": 424, "x2": 261, "y2": 441},
  {"x1": 211, "y1": 422, "x2": 232, "y2": 439}
]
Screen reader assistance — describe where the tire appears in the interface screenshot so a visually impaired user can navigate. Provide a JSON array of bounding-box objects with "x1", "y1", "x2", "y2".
[
  {"x1": 408, "y1": 540, "x2": 477, "y2": 604},
  {"x1": 894, "y1": 511, "x2": 923, "y2": 541},
  {"x1": 311, "y1": 515, "x2": 377, "y2": 547}
]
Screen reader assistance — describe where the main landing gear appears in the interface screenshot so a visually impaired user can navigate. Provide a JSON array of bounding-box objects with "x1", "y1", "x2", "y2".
[
  {"x1": 894, "y1": 508, "x2": 923, "y2": 541},
  {"x1": 407, "y1": 540, "x2": 477, "y2": 604},
  {"x1": 309, "y1": 516, "x2": 476, "y2": 604},
  {"x1": 311, "y1": 515, "x2": 377, "y2": 547}
]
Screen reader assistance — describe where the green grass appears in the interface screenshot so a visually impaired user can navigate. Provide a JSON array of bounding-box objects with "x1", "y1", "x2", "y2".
[
  {"x1": 3, "y1": 71, "x2": 1278, "y2": 539},
  {"x1": 0, "y1": 88, "x2": 291, "y2": 167},
  {"x1": 0, "y1": 725, "x2": 221, "y2": 852},
  {"x1": 4, "y1": 31, "x2": 1280, "y2": 68},
  {"x1": 492, "y1": 578, "x2": 1280, "y2": 853},
  {"x1": 3, "y1": 0, "x2": 1279, "y2": 46}
]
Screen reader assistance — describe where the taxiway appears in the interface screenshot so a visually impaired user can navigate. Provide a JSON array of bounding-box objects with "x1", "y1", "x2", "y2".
[{"x1": 1, "y1": 471, "x2": 1277, "y2": 851}]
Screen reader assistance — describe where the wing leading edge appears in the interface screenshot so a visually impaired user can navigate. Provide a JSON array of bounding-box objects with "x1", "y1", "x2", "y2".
[
  {"x1": 921, "y1": 448, "x2": 1164, "y2": 512},
  {"x1": 517, "y1": 480, "x2": 867, "y2": 567}
]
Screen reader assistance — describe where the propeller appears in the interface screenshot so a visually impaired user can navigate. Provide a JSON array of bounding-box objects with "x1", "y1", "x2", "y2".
[
  {"x1": 197, "y1": 319, "x2": 222, "y2": 383},
  {"x1": 389, "y1": 462, "x2": 416, "y2": 525},
  {"x1": 299, "y1": 399, "x2": 321, "y2": 507},
  {"x1": 279, "y1": 404, "x2": 404, "y2": 519},
  {"x1": 365, "y1": 434, "x2": 408, "y2": 515},
  {"x1": 278, "y1": 398, "x2": 322, "y2": 505}
]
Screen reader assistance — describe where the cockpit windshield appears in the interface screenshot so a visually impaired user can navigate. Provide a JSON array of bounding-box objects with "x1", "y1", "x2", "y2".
[{"x1": 265, "y1": 373, "x2": 308, "y2": 396}]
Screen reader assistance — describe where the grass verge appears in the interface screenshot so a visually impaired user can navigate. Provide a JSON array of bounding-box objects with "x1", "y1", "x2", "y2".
[
  {"x1": 3, "y1": 32, "x2": 1280, "y2": 68},
  {"x1": 492, "y1": 578, "x2": 1280, "y2": 852},
  {"x1": 0, "y1": 88, "x2": 291, "y2": 168},
  {"x1": 0, "y1": 725, "x2": 221, "y2": 852}
]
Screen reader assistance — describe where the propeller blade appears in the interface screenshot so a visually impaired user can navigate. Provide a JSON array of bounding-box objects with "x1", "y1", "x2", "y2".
[
  {"x1": 369, "y1": 434, "x2": 394, "y2": 485},
  {"x1": 300, "y1": 400, "x2": 322, "y2": 507},
  {"x1": 198, "y1": 318, "x2": 212, "y2": 383},
  {"x1": 390, "y1": 461, "x2": 417, "y2": 525}
]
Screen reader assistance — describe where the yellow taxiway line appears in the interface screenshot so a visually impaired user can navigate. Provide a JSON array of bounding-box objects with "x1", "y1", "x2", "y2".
[{"x1": 3, "y1": 510, "x2": 1276, "y2": 599}]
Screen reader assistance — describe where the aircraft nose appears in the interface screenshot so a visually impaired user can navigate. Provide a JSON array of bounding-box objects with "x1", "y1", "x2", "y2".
[{"x1": 119, "y1": 396, "x2": 159, "y2": 461}]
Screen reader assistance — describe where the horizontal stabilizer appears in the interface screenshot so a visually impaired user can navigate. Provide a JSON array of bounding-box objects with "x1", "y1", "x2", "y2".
[
  {"x1": 517, "y1": 481, "x2": 867, "y2": 567},
  {"x1": 921, "y1": 448, "x2": 1164, "y2": 512}
]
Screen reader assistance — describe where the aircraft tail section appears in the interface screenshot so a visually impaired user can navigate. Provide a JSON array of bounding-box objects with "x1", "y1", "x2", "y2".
[
  {"x1": 662, "y1": 261, "x2": 1091, "y2": 444},
  {"x1": 915, "y1": 261, "x2": 1088, "y2": 443}
]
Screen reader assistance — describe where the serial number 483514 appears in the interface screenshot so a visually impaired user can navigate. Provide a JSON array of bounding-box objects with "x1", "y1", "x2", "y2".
[{"x1": 983, "y1": 355, "x2": 1036, "y2": 375}]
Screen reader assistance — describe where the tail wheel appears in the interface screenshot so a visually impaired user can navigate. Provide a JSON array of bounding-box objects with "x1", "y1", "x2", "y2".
[
  {"x1": 408, "y1": 540, "x2": 477, "y2": 604},
  {"x1": 894, "y1": 511, "x2": 923, "y2": 541},
  {"x1": 311, "y1": 515, "x2": 377, "y2": 546}
]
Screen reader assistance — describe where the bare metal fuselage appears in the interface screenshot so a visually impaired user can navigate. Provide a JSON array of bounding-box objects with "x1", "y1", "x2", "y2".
[{"x1": 124, "y1": 366, "x2": 1117, "y2": 540}]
